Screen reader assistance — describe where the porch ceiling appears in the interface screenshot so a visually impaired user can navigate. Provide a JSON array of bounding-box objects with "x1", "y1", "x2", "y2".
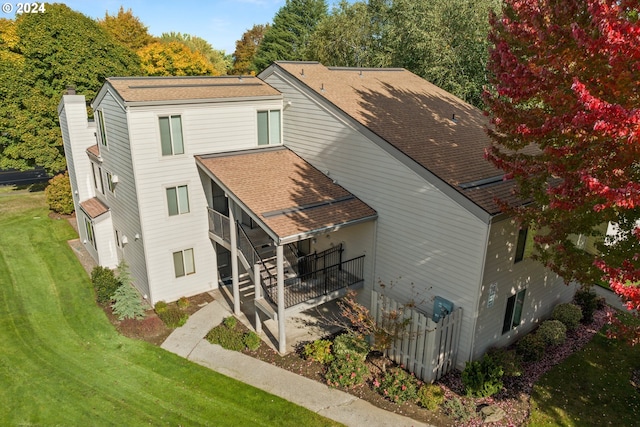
[{"x1": 196, "y1": 147, "x2": 377, "y2": 244}]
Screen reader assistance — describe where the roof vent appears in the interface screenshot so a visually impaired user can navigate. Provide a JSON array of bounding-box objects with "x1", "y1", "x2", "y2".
[
  {"x1": 300, "y1": 68, "x2": 305, "y2": 77},
  {"x1": 321, "y1": 83, "x2": 325, "y2": 92},
  {"x1": 452, "y1": 113, "x2": 458, "y2": 122}
]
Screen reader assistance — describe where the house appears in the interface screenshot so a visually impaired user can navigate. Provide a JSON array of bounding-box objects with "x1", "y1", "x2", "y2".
[{"x1": 58, "y1": 62, "x2": 576, "y2": 369}]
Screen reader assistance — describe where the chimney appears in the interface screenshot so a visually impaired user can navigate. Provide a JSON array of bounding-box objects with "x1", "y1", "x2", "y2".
[{"x1": 66, "y1": 85, "x2": 76, "y2": 95}]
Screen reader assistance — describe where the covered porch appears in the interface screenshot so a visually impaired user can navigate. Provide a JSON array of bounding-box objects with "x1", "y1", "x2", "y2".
[{"x1": 196, "y1": 147, "x2": 377, "y2": 353}]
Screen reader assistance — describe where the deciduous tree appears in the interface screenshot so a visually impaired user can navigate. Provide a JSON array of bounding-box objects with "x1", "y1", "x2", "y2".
[
  {"x1": 138, "y1": 41, "x2": 215, "y2": 76},
  {"x1": 161, "y1": 32, "x2": 228, "y2": 75},
  {"x1": 485, "y1": 1, "x2": 640, "y2": 326},
  {"x1": 98, "y1": 6, "x2": 154, "y2": 51},
  {"x1": 231, "y1": 24, "x2": 269, "y2": 75}
]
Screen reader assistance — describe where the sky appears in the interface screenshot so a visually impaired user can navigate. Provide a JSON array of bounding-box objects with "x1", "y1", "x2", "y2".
[{"x1": 2, "y1": 0, "x2": 327, "y2": 54}]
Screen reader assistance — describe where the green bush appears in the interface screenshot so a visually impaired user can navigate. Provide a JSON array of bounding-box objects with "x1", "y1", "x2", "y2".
[
  {"x1": 332, "y1": 333, "x2": 370, "y2": 361},
  {"x1": 154, "y1": 300, "x2": 168, "y2": 314},
  {"x1": 243, "y1": 331, "x2": 261, "y2": 351},
  {"x1": 417, "y1": 383, "x2": 445, "y2": 411},
  {"x1": 516, "y1": 333, "x2": 546, "y2": 362},
  {"x1": 157, "y1": 305, "x2": 188, "y2": 328},
  {"x1": 223, "y1": 316, "x2": 237, "y2": 329},
  {"x1": 574, "y1": 288, "x2": 600, "y2": 323},
  {"x1": 443, "y1": 397, "x2": 476, "y2": 423},
  {"x1": 461, "y1": 354, "x2": 504, "y2": 398},
  {"x1": 552, "y1": 303, "x2": 583, "y2": 331},
  {"x1": 537, "y1": 320, "x2": 567, "y2": 346},
  {"x1": 376, "y1": 366, "x2": 419, "y2": 403},
  {"x1": 111, "y1": 284, "x2": 145, "y2": 320},
  {"x1": 205, "y1": 323, "x2": 245, "y2": 351},
  {"x1": 325, "y1": 353, "x2": 369, "y2": 388},
  {"x1": 176, "y1": 296, "x2": 189, "y2": 309},
  {"x1": 45, "y1": 172, "x2": 74, "y2": 215},
  {"x1": 303, "y1": 339, "x2": 334, "y2": 364},
  {"x1": 486, "y1": 347, "x2": 522, "y2": 377},
  {"x1": 90, "y1": 266, "x2": 121, "y2": 304}
]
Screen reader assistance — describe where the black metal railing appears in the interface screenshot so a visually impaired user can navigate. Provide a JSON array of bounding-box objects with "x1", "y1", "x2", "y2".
[
  {"x1": 236, "y1": 223, "x2": 277, "y2": 297},
  {"x1": 207, "y1": 208, "x2": 231, "y2": 243}
]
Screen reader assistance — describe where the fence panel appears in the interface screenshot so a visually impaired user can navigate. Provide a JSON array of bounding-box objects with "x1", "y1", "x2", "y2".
[{"x1": 371, "y1": 290, "x2": 462, "y2": 383}]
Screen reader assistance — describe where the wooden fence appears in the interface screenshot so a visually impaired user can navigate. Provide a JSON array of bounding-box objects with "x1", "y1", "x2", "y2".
[{"x1": 371, "y1": 290, "x2": 462, "y2": 383}]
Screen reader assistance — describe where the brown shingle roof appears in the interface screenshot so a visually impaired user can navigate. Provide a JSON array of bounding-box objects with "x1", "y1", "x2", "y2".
[
  {"x1": 86, "y1": 144, "x2": 100, "y2": 160},
  {"x1": 80, "y1": 197, "x2": 109, "y2": 219},
  {"x1": 197, "y1": 148, "x2": 377, "y2": 241},
  {"x1": 106, "y1": 76, "x2": 280, "y2": 103},
  {"x1": 274, "y1": 62, "x2": 510, "y2": 215}
]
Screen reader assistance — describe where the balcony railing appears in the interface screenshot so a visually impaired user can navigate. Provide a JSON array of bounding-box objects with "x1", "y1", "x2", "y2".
[{"x1": 207, "y1": 208, "x2": 231, "y2": 243}]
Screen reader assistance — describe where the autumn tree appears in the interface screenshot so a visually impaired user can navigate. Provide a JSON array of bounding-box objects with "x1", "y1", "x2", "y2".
[
  {"x1": 253, "y1": 0, "x2": 327, "y2": 72},
  {"x1": 138, "y1": 41, "x2": 215, "y2": 76},
  {"x1": 231, "y1": 24, "x2": 269, "y2": 75},
  {"x1": 98, "y1": 6, "x2": 154, "y2": 51},
  {"x1": 485, "y1": 1, "x2": 640, "y2": 318},
  {"x1": 0, "y1": 5, "x2": 140, "y2": 173},
  {"x1": 161, "y1": 32, "x2": 228, "y2": 75}
]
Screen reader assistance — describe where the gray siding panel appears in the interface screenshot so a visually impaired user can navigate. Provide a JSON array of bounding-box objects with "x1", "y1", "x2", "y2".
[{"x1": 265, "y1": 72, "x2": 488, "y2": 367}]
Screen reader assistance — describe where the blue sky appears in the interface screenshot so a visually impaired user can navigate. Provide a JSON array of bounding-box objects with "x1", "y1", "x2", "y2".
[{"x1": 3, "y1": 0, "x2": 341, "y2": 54}]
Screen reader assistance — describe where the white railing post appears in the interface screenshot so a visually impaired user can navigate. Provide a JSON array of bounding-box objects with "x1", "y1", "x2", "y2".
[
  {"x1": 228, "y1": 205, "x2": 240, "y2": 315},
  {"x1": 254, "y1": 263, "x2": 262, "y2": 335},
  {"x1": 277, "y1": 244, "x2": 286, "y2": 353}
]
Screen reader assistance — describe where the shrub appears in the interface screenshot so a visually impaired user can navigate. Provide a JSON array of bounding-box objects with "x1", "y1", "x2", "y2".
[
  {"x1": 243, "y1": 331, "x2": 261, "y2": 351},
  {"x1": 486, "y1": 347, "x2": 522, "y2": 377},
  {"x1": 325, "y1": 352, "x2": 369, "y2": 388},
  {"x1": 111, "y1": 284, "x2": 145, "y2": 320},
  {"x1": 574, "y1": 288, "x2": 600, "y2": 323},
  {"x1": 516, "y1": 333, "x2": 546, "y2": 362},
  {"x1": 154, "y1": 300, "x2": 168, "y2": 314},
  {"x1": 332, "y1": 333, "x2": 370, "y2": 361},
  {"x1": 537, "y1": 319, "x2": 567, "y2": 346},
  {"x1": 45, "y1": 172, "x2": 74, "y2": 215},
  {"x1": 552, "y1": 303, "x2": 583, "y2": 331},
  {"x1": 206, "y1": 322, "x2": 245, "y2": 351},
  {"x1": 376, "y1": 366, "x2": 419, "y2": 403},
  {"x1": 443, "y1": 397, "x2": 476, "y2": 424},
  {"x1": 417, "y1": 383, "x2": 445, "y2": 411},
  {"x1": 157, "y1": 305, "x2": 188, "y2": 328},
  {"x1": 223, "y1": 316, "x2": 237, "y2": 329},
  {"x1": 90, "y1": 266, "x2": 121, "y2": 304},
  {"x1": 303, "y1": 339, "x2": 334, "y2": 364},
  {"x1": 176, "y1": 296, "x2": 189, "y2": 309},
  {"x1": 461, "y1": 354, "x2": 504, "y2": 397}
]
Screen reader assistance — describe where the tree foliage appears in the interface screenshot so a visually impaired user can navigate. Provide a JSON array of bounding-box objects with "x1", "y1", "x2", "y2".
[
  {"x1": 231, "y1": 24, "x2": 269, "y2": 75},
  {"x1": 485, "y1": 1, "x2": 640, "y2": 322},
  {"x1": 0, "y1": 4, "x2": 141, "y2": 174},
  {"x1": 160, "y1": 32, "x2": 229, "y2": 75},
  {"x1": 138, "y1": 41, "x2": 216, "y2": 76},
  {"x1": 45, "y1": 171, "x2": 74, "y2": 215},
  {"x1": 98, "y1": 6, "x2": 154, "y2": 51},
  {"x1": 253, "y1": 0, "x2": 327, "y2": 72}
]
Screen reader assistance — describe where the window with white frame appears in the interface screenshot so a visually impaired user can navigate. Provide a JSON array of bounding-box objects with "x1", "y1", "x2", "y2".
[
  {"x1": 257, "y1": 110, "x2": 281, "y2": 146},
  {"x1": 96, "y1": 109, "x2": 108, "y2": 146},
  {"x1": 173, "y1": 248, "x2": 195, "y2": 277},
  {"x1": 502, "y1": 289, "x2": 526, "y2": 334},
  {"x1": 106, "y1": 171, "x2": 115, "y2": 193},
  {"x1": 91, "y1": 163, "x2": 98, "y2": 190},
  {"x1": 97, "y1": 166, "x2": 105, "y2": 194},
  {"x1": 166, "y1": 185, "x2": 189, "y2": 216},
  {"x1": 159, "y1": 115, "x2": 184, "y2": 155},
  {"x1": 85, "y1": 218, "x2": 96, "y2": 250}
]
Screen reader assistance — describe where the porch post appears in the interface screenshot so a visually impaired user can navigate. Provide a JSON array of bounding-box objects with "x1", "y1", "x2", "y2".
[
  {"x1": 277, "y1": 244, "x2": 286, "y2": 354},
  {"x1": 228, "y1": 204, "x2": 240, "y2": 315},
  {"x1": 254, "y1": 263, "x2": 262, "y2": 335}
]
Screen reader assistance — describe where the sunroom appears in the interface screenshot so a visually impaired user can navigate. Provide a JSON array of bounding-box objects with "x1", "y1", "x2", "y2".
[{"x1": 196, "y1": 147, "x2": 377, "y2": 352}]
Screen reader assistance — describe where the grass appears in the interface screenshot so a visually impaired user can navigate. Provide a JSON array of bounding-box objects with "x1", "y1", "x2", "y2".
[
  {"x1": 0, "y1": 192, "x2": 340, "y2": 426},
  {"x1": 528, "y1": 312, "x2": 640, "y2": 426}
]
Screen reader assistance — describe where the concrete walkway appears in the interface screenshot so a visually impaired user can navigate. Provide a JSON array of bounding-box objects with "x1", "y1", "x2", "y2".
[{"x1": 162, "y1": 293, "x2": 432, "y2": 427}]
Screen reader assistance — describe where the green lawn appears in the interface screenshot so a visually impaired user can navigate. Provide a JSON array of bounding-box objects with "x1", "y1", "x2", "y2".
[
  {"x1": 528, "y1": 312, "x2": 640, "y2": 426},
  {"x1": 0, "y1": 190, "x2": 339, "y2": 426}
]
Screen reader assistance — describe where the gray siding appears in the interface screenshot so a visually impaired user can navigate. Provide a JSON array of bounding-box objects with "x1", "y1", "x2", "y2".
[
  {"x1": 93, "y1": 91, "x2": 149, "y2": 298},
  {"x1": 265, "y1": 72, "x2": 488, "y2": 367},
  {"x1": 473, "y1": 218, "x2": 577, "y2": 359}
]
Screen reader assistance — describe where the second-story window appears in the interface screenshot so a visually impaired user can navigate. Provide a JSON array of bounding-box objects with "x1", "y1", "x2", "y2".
[
  {"x1": 97, "y1": 166, "x2": 105, "y2": 195},
  {"x1": 257, "y1": 110, "x2": 281, "y2": 146},
  {"x1": 106, "y1": 171, "x2": 115, "y2": 194},
  {"x1": 96, "y1": 110, "x2": 108, "y2": 147},
  {"x1": 159, "y1": 115, "x2": 184, "y2": 156},
  {"x1": 166, "y1": 185, "x2": 189, "y2": 216}
]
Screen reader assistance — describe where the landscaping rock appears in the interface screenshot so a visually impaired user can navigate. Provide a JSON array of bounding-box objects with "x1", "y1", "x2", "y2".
[{"x1": 479, "y1": 404, "x2": 506, "y2": 423}]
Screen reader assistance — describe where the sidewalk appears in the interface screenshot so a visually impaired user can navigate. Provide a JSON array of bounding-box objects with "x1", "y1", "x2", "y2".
[{"x1": 162, "y1": 292, "x2": 432, "y2": 427}]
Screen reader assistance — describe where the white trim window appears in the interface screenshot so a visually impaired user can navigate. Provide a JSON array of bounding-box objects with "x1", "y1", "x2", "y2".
[
  {"x1": 257, "y1": 110, "x2": 281, "y2": 146},
  {"x1": 85, "y1": 218, "x2": 96, "y2": 250},
  {"x1": 96, "y1": 109, "x2": 108, "y2": 147},
  {"x1": 502, "y1": 289, "x2": 526, "y2": 334},
  {"x1": 159, "y1": 115, "x2": 184, "y2": 156},
  {"x1": 166, "y1": 185, "x2": 189, "y2": 216},
  {"x1": 173, "y1": 248, "x2": 195, "y2": 277},
  {"x1": 106, "y1": 171, "x2": 115, "y2": 194},
  {"x1": 97, "y1": 166, "x2": 105, "y2": 194}
]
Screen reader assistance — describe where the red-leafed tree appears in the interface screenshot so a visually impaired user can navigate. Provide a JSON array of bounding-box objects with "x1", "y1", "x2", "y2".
[{"x1": 484, "y1": 0, "x2": 640, "y2": 338}]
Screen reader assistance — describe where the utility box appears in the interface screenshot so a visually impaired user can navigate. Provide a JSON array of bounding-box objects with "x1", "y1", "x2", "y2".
[{"x1": 432, "y1": 296, "x2": 454, "y2": 323}]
